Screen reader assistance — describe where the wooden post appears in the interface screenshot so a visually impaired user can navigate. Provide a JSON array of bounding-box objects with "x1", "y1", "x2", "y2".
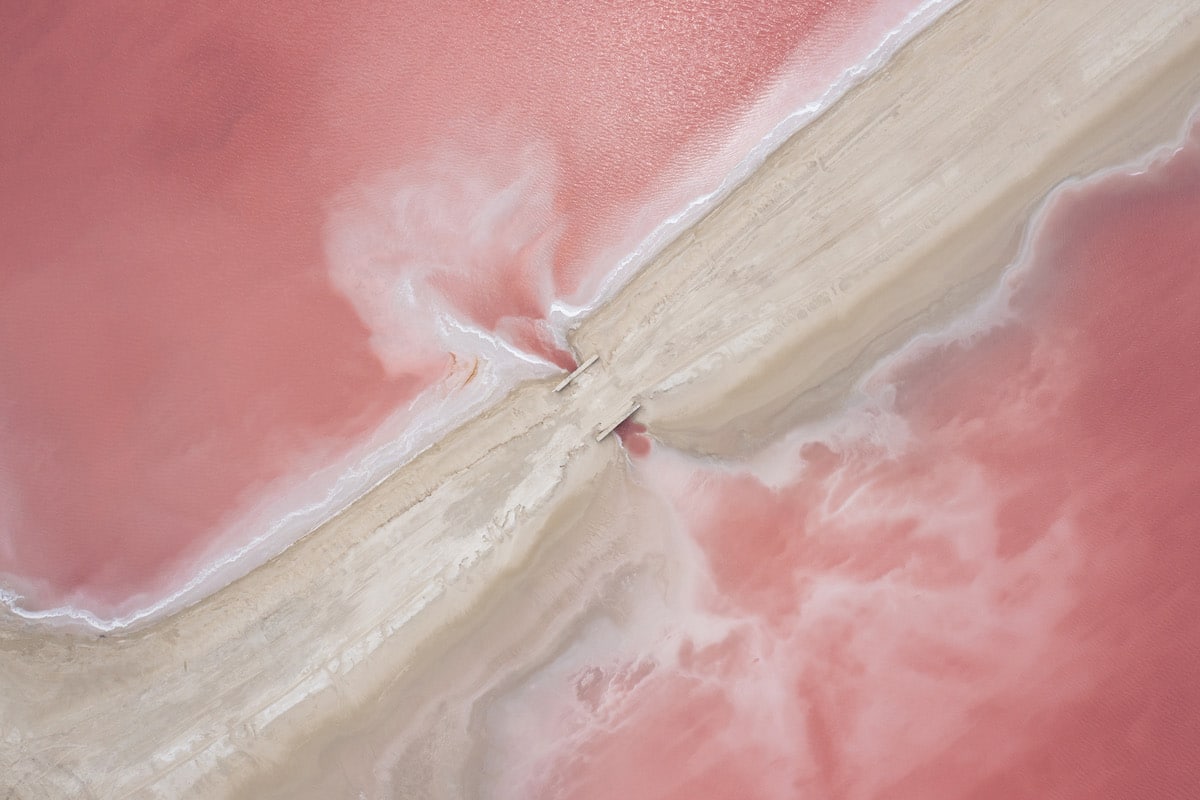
[
  {"x1": 554, "y1": 354, "x2": 599, "y2": 392},
  {"x1": 595, "y1": 403, "x2": 641, "y2": 442}
]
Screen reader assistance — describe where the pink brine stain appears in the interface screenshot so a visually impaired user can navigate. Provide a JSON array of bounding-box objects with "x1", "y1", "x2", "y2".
[
  {"x1": 614, "y1": 421, "x2": 653, "y2": 459},
  {"x1": 484, "y1": 126, "x2": 1200, "y2": 798}
]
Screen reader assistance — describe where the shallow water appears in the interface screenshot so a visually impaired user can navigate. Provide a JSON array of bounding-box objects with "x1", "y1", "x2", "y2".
[
  {"x1": 0, "y1": 0, "x2": 943, "y2": 623},
  {"x1": 479, "y1": 122, "x2": 1200, "y2": 798}
]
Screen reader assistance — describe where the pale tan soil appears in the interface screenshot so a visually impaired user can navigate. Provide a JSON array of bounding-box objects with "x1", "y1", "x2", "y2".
[{"x1": 3, "y1": 1, "x2": 1200, "y2": 797}]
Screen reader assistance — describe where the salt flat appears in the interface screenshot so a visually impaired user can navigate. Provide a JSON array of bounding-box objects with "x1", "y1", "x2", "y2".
[{"x1": 3, "y1": 1, "x2": 1200, "y2": 797}]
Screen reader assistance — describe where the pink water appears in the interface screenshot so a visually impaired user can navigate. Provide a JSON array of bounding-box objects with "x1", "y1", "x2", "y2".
[
  {"x1": 0, "y1": 1, "x2": 939, "y2": 622},
  {"x1": 483, "y1": 124, "x2": 1200, "y2": 797}
]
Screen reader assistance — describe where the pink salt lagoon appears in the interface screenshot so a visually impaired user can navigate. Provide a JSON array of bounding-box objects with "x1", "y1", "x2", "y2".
[{"x1": 0, "y1": 0, "x2": 946, "y2": 623}]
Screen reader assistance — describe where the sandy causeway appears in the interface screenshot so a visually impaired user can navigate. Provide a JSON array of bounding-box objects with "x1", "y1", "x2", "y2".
[{"x1": 3, "y1": 0, "x2": 1200, "y2": 796}]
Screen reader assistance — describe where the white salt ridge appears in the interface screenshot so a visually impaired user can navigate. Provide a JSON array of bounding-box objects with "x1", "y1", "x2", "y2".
[
  {"x1": 2, "y1": 0, "x2": 973, "y2": 631},
  {"x1": 548, "y1": 0, "x2": 966, "y2": 328},
  {"x1": 0, "y1": 347, "x2": 542, "y2": 631},
  {"x1": 726, "y1": 109, "x2": 1200, "y2": 492}
]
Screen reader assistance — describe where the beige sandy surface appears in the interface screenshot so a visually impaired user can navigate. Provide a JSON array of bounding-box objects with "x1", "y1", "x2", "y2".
[{"x1": 4, "y1": 1, "x2": 1200, "y2": 797}]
